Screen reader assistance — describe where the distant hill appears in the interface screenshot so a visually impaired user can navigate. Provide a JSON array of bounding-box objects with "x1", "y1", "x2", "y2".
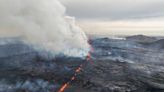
[
  {"x1": 148, "y1": 39, "x2": 164, "y2": 49},
  {"x1": 134, "y1": 37, "x2": 164, "y2": 49},
  {"x1": 126, "y1": 35, "x2": 157, "y2": 43}
]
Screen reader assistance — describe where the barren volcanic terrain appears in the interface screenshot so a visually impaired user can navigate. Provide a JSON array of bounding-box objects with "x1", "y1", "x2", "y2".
[{"x1": 0, "y1": 35, "x2": 164, "y2": 92}]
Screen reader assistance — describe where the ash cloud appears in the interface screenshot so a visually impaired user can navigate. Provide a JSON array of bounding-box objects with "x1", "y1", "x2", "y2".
[{"x1": 0, "y1": 0, "x2": 90, "y2": 57}]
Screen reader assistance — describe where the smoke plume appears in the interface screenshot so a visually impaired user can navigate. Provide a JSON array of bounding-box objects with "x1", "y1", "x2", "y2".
[{"x1": 0, "y1": 0, "x2": 90, "y2": 57}]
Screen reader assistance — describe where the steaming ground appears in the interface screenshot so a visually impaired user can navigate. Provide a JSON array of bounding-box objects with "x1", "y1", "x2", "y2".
[
  {"x1": 0, "y1": 35, "x2": 164, "y2": 92},
  {"x1": 0, "y1": 0, "x2": 89, "y2": 57}
]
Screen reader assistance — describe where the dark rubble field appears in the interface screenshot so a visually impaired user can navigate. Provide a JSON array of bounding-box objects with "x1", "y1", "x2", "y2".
[{"x1": 0, "y1": 35, "x2": 164, "y2": 92}]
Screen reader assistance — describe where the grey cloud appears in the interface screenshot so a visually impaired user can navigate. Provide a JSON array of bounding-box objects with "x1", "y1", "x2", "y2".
[{"x1": 60, "y1": 0, "x2": 164, "y2": 20}]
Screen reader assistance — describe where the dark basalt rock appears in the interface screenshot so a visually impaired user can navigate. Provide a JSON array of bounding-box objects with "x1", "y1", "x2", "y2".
[
  {"x1": 0, "y1": 39, "x2": 85, "y2": 92},
  {"x1": 1, "y1": 36, "x2": 164, "y2": 92},
  {"x1": 0, "y1": 42, "x2": 84, "y2": 79},
  {"x1": 73, "y1": 59, "x2": 164, "y2": 92}
]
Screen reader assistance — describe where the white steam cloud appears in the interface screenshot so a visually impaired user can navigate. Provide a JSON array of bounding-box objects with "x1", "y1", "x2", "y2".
[{"x1": 0, "y1": 0, "x2": 90, "y2": 57}]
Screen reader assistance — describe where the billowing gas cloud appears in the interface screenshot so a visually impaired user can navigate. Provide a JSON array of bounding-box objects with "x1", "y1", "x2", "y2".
[{"x1": 0, "y1": 0, "x2": 90, "y2": 57}]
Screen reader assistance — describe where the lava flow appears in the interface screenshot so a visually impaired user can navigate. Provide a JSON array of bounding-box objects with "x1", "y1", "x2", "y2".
[
  {"x1": 57, "y1": 45, "x2": 94, "y2": 92},
  {"x1": 57, "y1": 64, "x2": 83, "y2": 92}
]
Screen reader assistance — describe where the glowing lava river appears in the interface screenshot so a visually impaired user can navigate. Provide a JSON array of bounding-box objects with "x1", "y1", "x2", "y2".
[
  {"x1": 58, "y1": 52, "x2": 93, "y2": 92},
  {"x1": 58, "y1": 48, "x2": 94, "y2": 92}
]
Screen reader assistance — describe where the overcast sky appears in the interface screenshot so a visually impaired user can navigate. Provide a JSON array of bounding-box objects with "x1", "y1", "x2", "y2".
[{"x1": 61, "y1": 0, "x2": 164, "y2": 36}]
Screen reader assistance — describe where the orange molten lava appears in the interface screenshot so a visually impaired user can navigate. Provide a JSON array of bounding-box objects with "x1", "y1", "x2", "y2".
[
  {"x1": 58, "y1": 44, "x2": 94, "y2": 92},
  {"x1": 58, "y1": 83, "x2": 69, "y2": 92},
  {"x1": 71, "y1": 76, "x2": 75, "y2": 80},
  {"x1": 76, "y1": 66, "x2": 82, "y2": 73},
  {"x1": 57, "y1": 64, "x2": 84, "y2": 92}
]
